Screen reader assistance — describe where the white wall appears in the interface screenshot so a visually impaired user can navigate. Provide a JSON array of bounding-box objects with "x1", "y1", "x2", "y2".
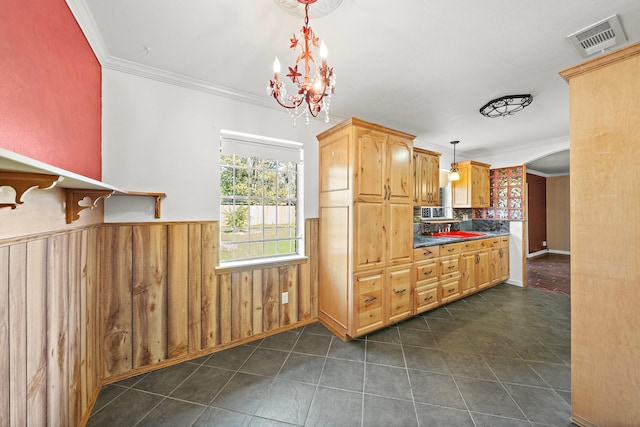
[
  {"x1": 101, "y1": 68, "x2": 329, "y2": 222},
  {"x1": 473, "y1": 136, "x2": 569, "y2": 169}
]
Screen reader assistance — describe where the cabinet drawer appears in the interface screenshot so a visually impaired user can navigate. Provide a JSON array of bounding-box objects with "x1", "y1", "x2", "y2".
[
  {"x1": 490, "y1": 237, "x2": 502, "y2": 247},
  {"x1": 440, "y1": 256, "x2": 460, "y2": 275},
  {"x1": 461, "y1": 240, "x2": 480, "y2": 252},
  {"x1": 415, "y1": 286, "x2": 439, "y2": 312},
  {"x1": 415, "y1": 261, "x2": 438, "y2": 281},
  {"x1": 354, "y1": 271, "x2": 383, "y2": 311},
  {"x1": 478, "y1": 238, "x2": 492, "y2": 250},
  {"x1": 357, "y1": 307, "x2": 383, "y2": 331},
  {"x1": 441, "y1": 275, "x2": 461, "y2": 303},
  {"x1": 500, "y1": 236, "x2": 509, "y2": 247},
  {"x1": 439, "y1": 243, "x2": 462, "y2": 256},
  {"x1": 414, "y1": 246, "x2": 438, "y2": 261},
  {"x1": 390, "y1": 287, "x2": 411, "y2": 316}
]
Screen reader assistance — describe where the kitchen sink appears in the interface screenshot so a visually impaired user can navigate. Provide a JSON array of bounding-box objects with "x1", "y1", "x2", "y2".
[{"x1": 432, "y1": 231, "x2": 487, "y2": 238}]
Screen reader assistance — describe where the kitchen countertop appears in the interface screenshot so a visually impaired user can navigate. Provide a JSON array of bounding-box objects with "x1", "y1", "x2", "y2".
[{"x1": 413, "y1": 231, "x2": 510, "y2": 248}]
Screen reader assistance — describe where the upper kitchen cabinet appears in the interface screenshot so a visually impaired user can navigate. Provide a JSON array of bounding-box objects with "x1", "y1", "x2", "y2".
[
  {"x1": 414, "y1": 148, "x2": 441, "y2": 206},
  {"x1": 452, "y1": 160, "x2": 491, "y2": 208},
  {"x1": 317, "y1": 118, "x2": 415, "y2": 340}
]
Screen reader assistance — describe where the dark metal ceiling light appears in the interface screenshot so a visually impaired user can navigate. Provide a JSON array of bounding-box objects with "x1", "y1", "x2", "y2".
[
  {"x1": 479, "y1": 94, "x2": 533, "y2": 118},
  {"x1": 449, "y1": 140, "x2": 460, "y2": 181}
]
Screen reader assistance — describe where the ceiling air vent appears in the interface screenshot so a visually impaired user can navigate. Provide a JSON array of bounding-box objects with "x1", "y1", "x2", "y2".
[{"x1": 567, "y1": 14, "x2": 627, "y2": 58}]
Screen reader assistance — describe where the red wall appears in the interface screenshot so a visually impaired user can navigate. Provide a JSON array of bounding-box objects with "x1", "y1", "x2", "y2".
[
  {"x1": 0, "y1": 0, "x2": 101, "y2": 180},
  {"x1": 527, "y1": 173, "x2": 547, "y2": 254}
]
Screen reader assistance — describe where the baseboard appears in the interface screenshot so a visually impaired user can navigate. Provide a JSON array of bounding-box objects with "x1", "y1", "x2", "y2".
[
  {"x1": 548, "y1": 249, "x2": 571, "y2": 255},
  {"x1": 527, "y1": 250, "x2": 548, "y2": 258}
]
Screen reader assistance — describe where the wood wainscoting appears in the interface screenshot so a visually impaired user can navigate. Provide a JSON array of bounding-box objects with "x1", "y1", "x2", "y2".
[
  {"x1": 99, "y1": 219, "x2": 319, "y2": 381},
  {"x1": 0, "y1": 227, "x2": 101, "y2": 427},
  {"x1": 0, "y1": 218, "x2": 318, "y2": 426}
]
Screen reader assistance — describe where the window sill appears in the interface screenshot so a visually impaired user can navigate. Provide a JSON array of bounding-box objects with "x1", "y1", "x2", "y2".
[{"x1": 215, "y1": 255, "x2": 308, "y2": 274}]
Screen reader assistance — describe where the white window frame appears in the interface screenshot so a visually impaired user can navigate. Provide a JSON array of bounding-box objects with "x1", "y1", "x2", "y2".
[{"x1": 219, "y1": 129, "x2": 305, "y2": 267}]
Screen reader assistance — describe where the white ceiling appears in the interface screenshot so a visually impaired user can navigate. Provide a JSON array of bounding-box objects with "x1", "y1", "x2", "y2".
[{"x1": 69, "y1": 0, "x2": 640, "y2": 173}]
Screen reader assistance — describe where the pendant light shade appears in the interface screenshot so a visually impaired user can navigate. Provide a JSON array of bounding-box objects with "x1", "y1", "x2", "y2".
[{"x1": 450, "y1": 141, "x2": 460, "y2": 181}]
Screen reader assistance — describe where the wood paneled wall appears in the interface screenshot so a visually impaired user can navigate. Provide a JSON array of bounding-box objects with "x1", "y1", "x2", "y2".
[
  {"x1": 526, "y1": 173, "x2": 547, "y2": 254},
  {"x1": 99, "y1": 219, "x2": 319, "y2": 381},
  {"x1": 546, "y1": 176, "x2": 570, "y2": 252},
  {"x1": 1, "y1": 218, "x2": 318, "y2": 426},
  {"x1": 0, "y1": 227, "x2": 101, "y2": 427}
]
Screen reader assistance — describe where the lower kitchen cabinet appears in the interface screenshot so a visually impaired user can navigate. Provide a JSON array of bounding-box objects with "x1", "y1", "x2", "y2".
[
  {"x1": 354, "y1": 269, "x2": 385, "y2": 337},
  {"x1": 387, "y1": 264, "x2": 413, "y2": 324},
  {"x1": 329, "y1": 235, "x2": 510, "y2": 341},
  {"x1": 352, "y1": 263, "x2": 413, "y2": 338},
  {"x1": 490, "y1": 236, "x2": 510, "y2": 285}
]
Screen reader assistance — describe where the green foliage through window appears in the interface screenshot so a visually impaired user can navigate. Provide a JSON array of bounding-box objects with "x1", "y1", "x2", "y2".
[{"x1": 220, "y1": 153, "x2": 300, "y2": 261}]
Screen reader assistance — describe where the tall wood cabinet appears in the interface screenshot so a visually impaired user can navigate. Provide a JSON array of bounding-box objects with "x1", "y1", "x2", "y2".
[
  {"x1": 414, "y1": 148, "x2": 441, "y2": 206},
  {"x1": 318, "y1": 118, "x2": 414, "y2": 340},
  {"x1": 560, "y1": 42, "x2": 640, "y2": 426},
  {"x1": 452, "y1": 160, "x2": 490, "y2": 208}
]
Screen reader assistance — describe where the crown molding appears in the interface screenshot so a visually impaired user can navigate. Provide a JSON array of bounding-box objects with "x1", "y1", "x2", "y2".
[
  {"x1": 65, "y1": 0, "x2": 109, "y2": 65},
  {"x1": 65, "y1": 0, "x2": 345, "y2": 125}
]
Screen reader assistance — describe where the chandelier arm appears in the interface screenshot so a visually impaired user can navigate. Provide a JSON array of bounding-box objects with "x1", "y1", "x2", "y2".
[{"x1": 271, "y1": 90, "x2": 305, "y2": 110}]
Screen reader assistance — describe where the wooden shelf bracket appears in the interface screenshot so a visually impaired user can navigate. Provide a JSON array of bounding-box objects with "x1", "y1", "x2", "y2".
[
  {"x1": 112, "y1": 191, "x2": 167, "y2": 219},
  {"x1": 0, "y1": 171, "x2": 60, "y2": 209},
  {"x1": 65, "y1": 189, "x2": 114, "y2": 224}
]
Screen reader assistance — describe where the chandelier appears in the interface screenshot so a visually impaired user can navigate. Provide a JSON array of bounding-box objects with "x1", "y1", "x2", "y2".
[
  {"x1": 479, "y1": 94, "x2": 533, "y2": 118},
  {"x1": 267, "y1": 0, "x2": 336, "y2": 125}
]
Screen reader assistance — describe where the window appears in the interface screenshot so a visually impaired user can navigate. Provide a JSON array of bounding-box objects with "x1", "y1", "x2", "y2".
[{"x1": 219, "y1": 130, "x2": 303, "y2": 263}]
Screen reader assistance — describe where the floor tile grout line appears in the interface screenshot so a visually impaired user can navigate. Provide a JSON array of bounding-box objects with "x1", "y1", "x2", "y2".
[
  {"x1": 449, "y1": 374, "x2": 480, "y2": 427},
  {"x1": 204, "y1": 343, "x2": 262, "y2": 409},
  {"x1": 294, "y1": 326, "x2": 335, "y2": 427},
  {"x1": 399, "y1": 330, "x2": 428, "y2": 427},
  {"x1": 482, "y1": 358, "x2": 534, "y2": 425}
]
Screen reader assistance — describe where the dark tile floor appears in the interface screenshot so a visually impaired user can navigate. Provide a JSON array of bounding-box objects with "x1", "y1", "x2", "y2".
[{"x1": 88, "y1": 284, "x2": 573, "y2": 427}]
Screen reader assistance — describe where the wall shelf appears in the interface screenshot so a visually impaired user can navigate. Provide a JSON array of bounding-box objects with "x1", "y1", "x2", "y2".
[{"x1": 0, "y1": 148, "x2": 166, "y2": 222}]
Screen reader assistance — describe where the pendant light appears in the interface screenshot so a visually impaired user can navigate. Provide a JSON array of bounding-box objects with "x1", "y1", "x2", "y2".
[{"x1": 450, "y1": 141, "x2": 460, "y2": 181}]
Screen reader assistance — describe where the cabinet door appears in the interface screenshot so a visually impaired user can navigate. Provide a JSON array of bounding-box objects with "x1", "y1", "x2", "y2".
[
  {"x1": 490, "y1": 247, "x2": 502, "y2": 284},
  {"x1": 452, "y1": 162, "x2": 472, "y2": 208},
  {"x1": 471, "y1": 164, "x2": 490, "y2": 207},
  {"x1": 387, "y1": 265, "x2": 412, "y2": 324},
  {"x1": 353, "y1": 202, "x2": 385, "y2": 271},
  {"x1": 476, "y1": 249, "x2": 491, "y2": 289},
  {"x1": 426, "y1": 154, "x2": 441, "y2": 206},
  {"x1": 355, "y1": 128, "x2": 386, "y2": 201},
  {"x1": 460, "y1": 252, "x2": 476, "y2": 295},
  {"x1": 386, "y1": 202, "x2": 413, "y2": 265},
  {"x1": 499, "y1": 246, "x2": 510, "y2": 281},
  {"x1": 417, "y1": 153, "x2": 429, "y2": 204},
  {"x1": 387, "y1": 136, "x2": 413, "y2": 202}
]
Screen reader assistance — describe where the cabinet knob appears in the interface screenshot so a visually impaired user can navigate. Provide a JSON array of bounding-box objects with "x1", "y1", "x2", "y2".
[
  {"x1": 448, "y1": 288, "x2": 455, "y2": 293},
  {"x1": 423, "y1": 270, "x2": 432, "y2": 275},
  {"x1": 394, "y1": 288, "x2": 407, "y2": 294},
  {"x1": 448, "y1": 265, "x2": 455, "y2": 270},
  {"x1": 364, "y1": 296, "x2": 378, "y2": 304},
  {"x1": 424, "y1": 296, "x2": 433, "y2": 301},
  {"x1": 423, "y1": 249, "x2": 432, "y2": 255}
]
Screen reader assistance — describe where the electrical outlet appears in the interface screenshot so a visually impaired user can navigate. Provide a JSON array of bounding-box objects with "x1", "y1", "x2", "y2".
[
  {"x1": 281, "y1": 292, "x2": 288, "y2": 304},
  {"x1": 542, "y1": 240, "x2": 547, "y2": 247}
]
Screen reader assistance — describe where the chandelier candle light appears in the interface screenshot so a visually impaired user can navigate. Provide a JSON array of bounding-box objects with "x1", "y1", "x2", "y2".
[{"x1": 268, "y1": 0, "x2": 336, "y2": 125}]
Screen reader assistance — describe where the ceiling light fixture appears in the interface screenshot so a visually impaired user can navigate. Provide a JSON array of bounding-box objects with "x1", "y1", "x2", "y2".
[
  {"x1": 268, "y1": 0, "x2": 336, "y2": 125},
  {"x1": 479, "y1": 94, "x2": 533, "y2": 118},
  {"x1": 450, "y1": 141, "x2": 460, "y2": 181}
]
